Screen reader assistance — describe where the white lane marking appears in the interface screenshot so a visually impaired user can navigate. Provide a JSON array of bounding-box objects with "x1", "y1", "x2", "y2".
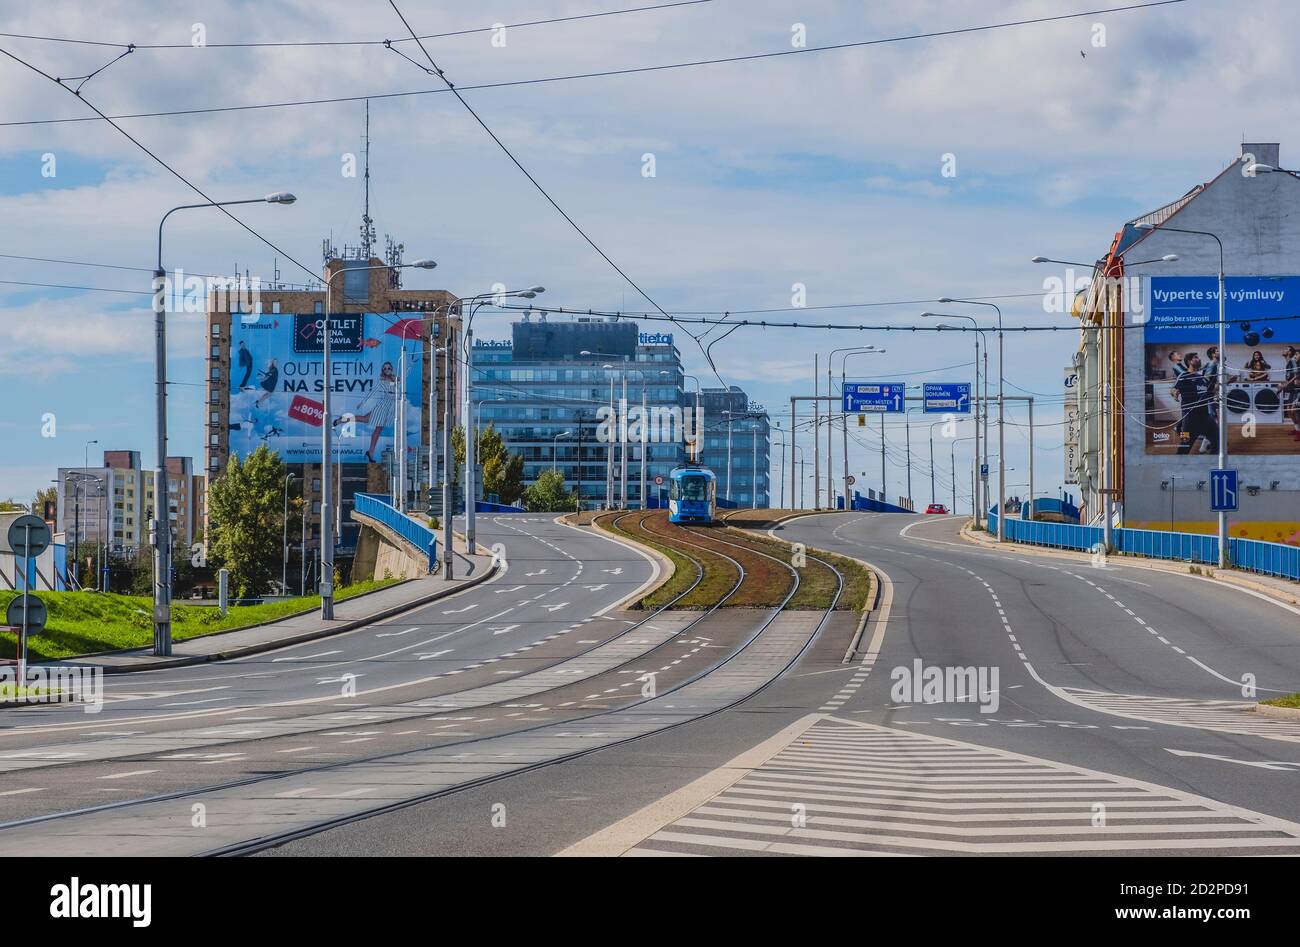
[
  {"x1": 272, "y1": 650, "x2": 342, "y2": 663},
  {"x1": 376, "y1": 627, "x2": 421, "y2": 638},
  {"x1": 0, "y1": 787, "x2": 46, "y2": 796},
  {"x1": 160, "y1": 697, "x2": 233, "y2": 707},
  {"x1": 98, "y1": 769, "x2": 159, "y2": 780},
  {"x1": 1167, "y1": 748, "x2": 1300, "y2": 771},
  {"x1": 417, "y1": 649, "x2": 454, "y2": 661},
  {"x1": 277, "y1": 746, "x2": 315, "y2": 754},
  {"x1": 496, "y1": 585, "x2": 526, "y2": 594}
]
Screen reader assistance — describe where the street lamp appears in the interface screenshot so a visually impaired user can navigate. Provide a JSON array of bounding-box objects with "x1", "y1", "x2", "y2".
[
  {"x1": 937, "y1": 297, "x2": 1004, "y2": 542},
  {"x1": 922, "y1": 313, "x2": 986, "y2": 526},
  {"x1": 282, "y1": 473, "x2": 296, "y2": 596},
  {"x1": 319, "y1": 256, "x2": 437, "y2": 618},
  {"x1": 842, "y1": 349, "x2": 888, "y2": 502},
  {"x1": 553, "y1": 430, "x2": 571, "y2": 471},
  {"x1": 832, "y1": 346, "x2": 880, "y2": 511},
  {"x1": 1135, "y1": 221, "x2": 1229, "y2": 567},
  {"x1": 152, "y1": 193, "x2": 296, "y2": 653},
  {"x1": 460, "y1": 287, "x2": 541, "y2": 550}
]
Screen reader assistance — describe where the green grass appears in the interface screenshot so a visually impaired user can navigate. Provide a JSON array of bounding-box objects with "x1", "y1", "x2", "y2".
[
  {"x1": 723, "y1": 528, "x2": 873, "y2": 612},
  {"x1": 0, "y1": 684, "x2": 59, "y2": 699},
  {"x1": 0, "y1": 579, "x2": 400, "y2": 662},
  {"x1": 1262, "y1": 693, "x2": 1300, "y2": 709}
]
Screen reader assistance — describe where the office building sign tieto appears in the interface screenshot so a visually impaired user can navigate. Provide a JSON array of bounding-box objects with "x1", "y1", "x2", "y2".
[
  {"x1": 229, "y1": 313, "x2": 422, "y2": 464},
  {"x1": 1143, "y1": 276, "x2": 1300, "y2": 456}
]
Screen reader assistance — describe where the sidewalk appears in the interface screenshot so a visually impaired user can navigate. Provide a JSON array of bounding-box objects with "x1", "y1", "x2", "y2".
[
  {"x1": 959, "y1": 521, "x2": 1300, "y2": 610},
  {"x1": 60, "y1": 544, "x2": 497, "y2": 674}
]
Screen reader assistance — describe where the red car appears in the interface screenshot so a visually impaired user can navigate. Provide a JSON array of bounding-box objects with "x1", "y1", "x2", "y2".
[{"x1": 924, "y1": 503, "x2": 949, "y2": 515}]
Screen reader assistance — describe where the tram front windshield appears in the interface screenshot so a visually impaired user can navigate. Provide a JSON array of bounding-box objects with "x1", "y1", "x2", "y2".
[{"x1": 679, "y1": 476, "x2": 709, "y2": 501}]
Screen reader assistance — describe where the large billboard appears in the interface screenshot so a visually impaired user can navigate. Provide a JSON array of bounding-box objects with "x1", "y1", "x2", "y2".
[
  {"x1": 229, "y1": 313, "x2": 423, "y2": 465},
  {"x1": 1144, "y1": 277, "x2": 1300, "y2": 455}
]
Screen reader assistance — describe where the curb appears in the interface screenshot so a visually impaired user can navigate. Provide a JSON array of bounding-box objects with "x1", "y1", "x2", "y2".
[
  {"x1": 60, "y1": 562, "x2": 500, "y2": 674},
  {"x1": 956, "y1": 522, "x2": 1300, "y2": 612},
  {"x1": 1256, "y1": 702, "x2": 1300, "y2": 720},
  {"x1": 577, "y1": 513, "x2": 674, "y2": 612}
]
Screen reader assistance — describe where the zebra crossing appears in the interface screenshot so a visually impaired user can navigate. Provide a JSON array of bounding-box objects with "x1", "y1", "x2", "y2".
[
  {"x1": 1060, "y1": 687, "x2": 1300, "y2": 743},
  {"x1": 618, "y1": 717, "x2": 1300, "y2": 856}
]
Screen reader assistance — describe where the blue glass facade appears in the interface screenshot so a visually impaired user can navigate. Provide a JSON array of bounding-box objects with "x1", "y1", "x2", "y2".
[
  {"x1": 470, "y1": 318, "x2": 689, "y2": 509},
  {"x1": 700, "y1": 386, "x2": 771, "y2": 508}
]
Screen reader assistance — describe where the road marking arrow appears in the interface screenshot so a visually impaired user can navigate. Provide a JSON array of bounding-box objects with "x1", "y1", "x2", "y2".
[
  {"x1": 442, "y1": 602, "x2": 480, "y2": 615},
  {"x1": 1166, "y1": 748, "x2": 1300, "y2": 770},
  {"x1": 417, "y1": 649, "x2": 454, "y2": 661},
  {"x1": 602, "y1": 567, "x2": 624, "y2": 575},
  {"x1": 545, "y1": 603, "x2": 570, "y2": 612},
  {"x1": 496, "y1": 585, "x2": 526, "y2": 594},
  {"x1": 377, "y1": 626, "x2": 420, "y2": 638},
  {"x1": 526, "y1": 569, "x2": 549, "y2": 577},
  {"x1": 585, "y1": 584, "x2": 608, "y2": 592},
  {"x1": 491, "y1": 624, "x2": 521, "y2": 636}
]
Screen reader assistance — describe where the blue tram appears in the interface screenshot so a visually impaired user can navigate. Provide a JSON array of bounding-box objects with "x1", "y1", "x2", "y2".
[{"x1": 668, "y1": 466, "x2": 716, "y2": 524}]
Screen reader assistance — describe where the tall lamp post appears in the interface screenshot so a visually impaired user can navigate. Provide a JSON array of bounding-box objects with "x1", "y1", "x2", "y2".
[
  {"x1": 937, "y1": 297, "x2": 1003, "y2": 540},
  {"x1": 319, "y1": 256, "x2": 437, "y2": 618},
  {"x1": 922, "y1": 313, "x2": 986, "y2": 526},
  {"x1": 842, "y1": 348, "x2": 888, "y2": 503},
  {"x1": 1133, "y1": 222, "x2": 1229, "y2": 567},
  {"x1": 153, "y1": 192, "x2": 296, "y2": 653},
  {"x1": 553, "y1": 431, "x2": 571, "y2": 471},
  {"x1": 281, "y1": 472, "x2": 296, "y2": 595},
  {"x1": 832, "y1": 346, "x2": 880, "y2": 511},
  {"x1": 462, "y1": 287, "x2": 544, "y2": 551}
]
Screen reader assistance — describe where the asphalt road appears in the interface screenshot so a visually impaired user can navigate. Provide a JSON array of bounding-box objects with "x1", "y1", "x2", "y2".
[
  {"x1": 4, "y1": 511, "x2": 1299, "y2": 857},
  {"x1": 266, "y1": 513, "x2": 1300, "y2": 856}
]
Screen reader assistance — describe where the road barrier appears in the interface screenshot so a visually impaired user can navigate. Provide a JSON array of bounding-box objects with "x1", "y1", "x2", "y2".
[
  {"x1": 987, "y1": 511, "x2": 1300, "y2": 582},
  {"x1": 354, "y1": 493, "x2": 438, "y2": 572}
]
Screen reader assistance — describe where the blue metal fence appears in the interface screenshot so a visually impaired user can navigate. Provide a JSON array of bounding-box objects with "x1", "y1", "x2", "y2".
[
  {"x1": 354, "y1": 493, "x2": 438, "y2": 573},
  {"x1": 987, "y1": 511, "x2": 1299, "y2": 582}
]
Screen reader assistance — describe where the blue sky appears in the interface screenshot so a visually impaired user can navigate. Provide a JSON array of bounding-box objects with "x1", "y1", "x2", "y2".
[{"x1": 1, "y1": 0, "x2": 1294, "y2": 507}]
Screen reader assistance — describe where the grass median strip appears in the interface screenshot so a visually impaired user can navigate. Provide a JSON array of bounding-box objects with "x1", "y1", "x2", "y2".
[{"x1": 0, "y1": 578, "x2": 400, "y2": 663}]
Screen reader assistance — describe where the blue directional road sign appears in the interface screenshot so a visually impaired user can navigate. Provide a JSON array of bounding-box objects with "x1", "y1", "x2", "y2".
[
  {"x1": 922, "y1": 382, "x2": 972, "y2": 414},
  {"x1": 1209, "y1": 468, "x2": 1239, "y2": 512},
  {"x1": 842, "y1": 382, "x2": 905, "y2": 413}
]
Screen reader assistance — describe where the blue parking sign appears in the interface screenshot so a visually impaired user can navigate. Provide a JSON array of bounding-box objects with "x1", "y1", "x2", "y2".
[{"x1": 1209, "y1": 469, "x2": 1238, "y2": 512}]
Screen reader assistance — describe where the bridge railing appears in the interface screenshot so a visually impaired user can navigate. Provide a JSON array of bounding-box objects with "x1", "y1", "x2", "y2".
[
  {"x1": 354, "y1": 493, "x2": 438, "y2": 573},
  {"x1": 987, "y1": 512, "x2": 1299, "y2": 582}
]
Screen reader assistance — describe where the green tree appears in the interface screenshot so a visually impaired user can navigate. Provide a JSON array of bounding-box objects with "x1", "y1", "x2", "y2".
[
  {"x1": 0, "y1": 499, "x2": 26, "y2": 512},
  {"x1": 206, "y1": 445, "x2": 286, "y2": 598},
  {"x1": 523, "y1": 469, "x2": 573, "y2": 512},
  {"x1": 33, "y1": 485, "x2": 57, "y2": 515},
  {"x1": 452, "y1": 424, "x2": 524, "y2": 505}
]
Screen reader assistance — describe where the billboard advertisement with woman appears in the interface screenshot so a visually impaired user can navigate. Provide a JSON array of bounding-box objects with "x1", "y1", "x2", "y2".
[
  {"x1": 1144, "y1": 276, "x2": 1300, "y2": 455},
  {"x1": 228, "y1": 312, "x2": 423, "y2": 465}
]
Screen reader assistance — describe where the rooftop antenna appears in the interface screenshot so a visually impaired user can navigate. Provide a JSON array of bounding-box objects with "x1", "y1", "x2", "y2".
[{"x1": 360, "y1": 99, "x2": 375, "y2": 260}]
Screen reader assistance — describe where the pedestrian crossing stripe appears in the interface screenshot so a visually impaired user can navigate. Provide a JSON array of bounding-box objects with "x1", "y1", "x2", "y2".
[
  {"x1": 567, "y1": 714, "x2": 1300, "y2": 857},
  {"x1": 1059, "y1": 688, "x2": 1300, "y2": 743}
]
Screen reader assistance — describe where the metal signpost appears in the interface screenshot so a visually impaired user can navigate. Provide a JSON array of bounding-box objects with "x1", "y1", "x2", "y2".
[{"x1": 2, "y1": 514, "x2": 51, "y2": 689}]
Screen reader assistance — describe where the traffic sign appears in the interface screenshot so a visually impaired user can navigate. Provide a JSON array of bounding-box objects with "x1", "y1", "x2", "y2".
[
  {"x1": 6, "y1": 595, "x2": 46, "y2": 634},
  {"x1": 2, "y1": 514, "x2": 50, "y2": 559},
  {"x1": 980, "y1": 463, "x2": 989, "y2": 480},
  {"x1": 842, "y1": 382, "x2": 905, "y2": 413},
  {"x1": 1210, "y1": 469, "x2": 1239, "y2": 512},
  {"x1": 654, "y1": 475, "x2": 664, "y2": 486},
  {"x1": 922, "y1": 382, "x2": 972, "y2": 414},
  {"x1": 846, "y1": 475, "x2": 856, "y2": 487}
]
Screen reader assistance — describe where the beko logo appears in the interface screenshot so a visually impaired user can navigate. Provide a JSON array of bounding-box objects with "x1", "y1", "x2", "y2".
[{"x1": 49, "y1": 878, "x2": 152, "y2": 928}]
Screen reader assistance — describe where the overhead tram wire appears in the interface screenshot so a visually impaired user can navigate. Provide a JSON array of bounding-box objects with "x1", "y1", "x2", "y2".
[
  {"x1": 0, "y1": 46, "x2": 321, "y2": 287},
  {"x1": 0, "y1": 2, "x2": 714, "y2": 50},
  {"x1": 0, "y1": 0, "x2": 1191, "y2": 128},
  {"x1": 383, "y1": 0, "x2": 725, "y2": 385}
]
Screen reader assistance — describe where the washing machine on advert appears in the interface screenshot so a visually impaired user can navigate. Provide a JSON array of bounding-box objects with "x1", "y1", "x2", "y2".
[{"x1": 1224, "y1": 381, "x2": 1286, "y2": 424}]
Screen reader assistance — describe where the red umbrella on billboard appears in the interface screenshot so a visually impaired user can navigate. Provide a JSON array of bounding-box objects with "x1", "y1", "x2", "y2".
[{"x1": 385, "y1": 317, "x2": 425, "y2": 341}]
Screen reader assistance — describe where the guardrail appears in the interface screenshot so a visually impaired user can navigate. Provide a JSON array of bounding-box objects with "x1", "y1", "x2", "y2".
[
  {"x1": 987, "y1": 511, "x2": 1299, "y2": 582},
  {"x1": 354, "y1": 493, "x2": 438, "y2": 573}
]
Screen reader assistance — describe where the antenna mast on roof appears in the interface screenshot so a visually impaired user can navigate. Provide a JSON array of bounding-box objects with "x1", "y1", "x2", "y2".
[{"x1": 361, "y1": 99, "x2": 375, "y2": 260}]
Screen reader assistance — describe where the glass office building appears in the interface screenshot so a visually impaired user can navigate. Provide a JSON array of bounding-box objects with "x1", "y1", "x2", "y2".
[
  {"x1": 700, "y1": 386, "x2": 771, "y2": 508},
  {"x1": 470, "y1": 317, "x2": 689, "y2": 509}
]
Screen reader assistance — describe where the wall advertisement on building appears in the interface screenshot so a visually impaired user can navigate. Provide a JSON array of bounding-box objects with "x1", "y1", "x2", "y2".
[
  {"x1": 1144, "y1": 276, "x2": 1300, "y2": 456},
  {"x1": 228, "y1": 313, "x2": 422, "y2": 465},
  {"x1": 1063, "y1": 366, "x2": 1079, "y2": 484}
]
